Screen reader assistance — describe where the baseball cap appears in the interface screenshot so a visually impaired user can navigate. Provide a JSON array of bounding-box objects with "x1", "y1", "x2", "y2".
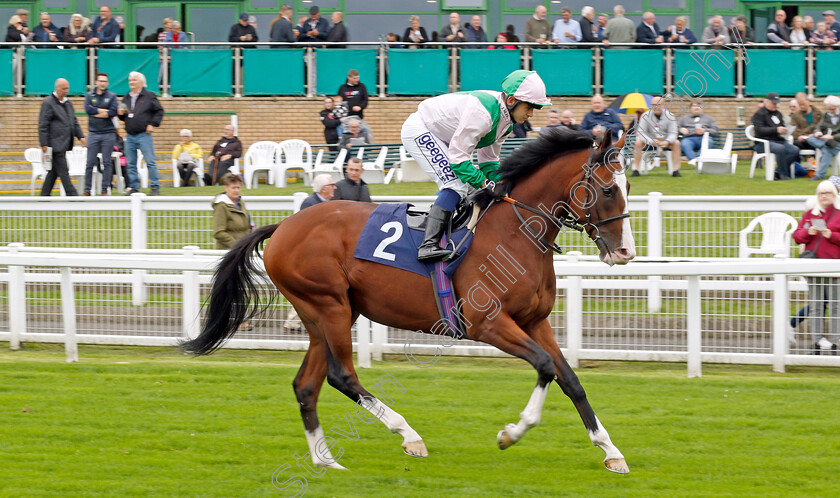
[
  {"x1": 766, "y1": 92, "x2": 781, "y2": 104},
  {"x1": 310, "y1": 6, "x2": 320, "y2": 15},
  {"x1": 239, "y1": 13, "x2": 249, "y2": 21},
  {"x1": 823, "y1": 10, "x2": 836, "y2": 16}
]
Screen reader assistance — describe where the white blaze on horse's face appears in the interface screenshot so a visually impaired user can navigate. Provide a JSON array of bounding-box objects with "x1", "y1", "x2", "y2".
[{"x1": 603, "y1": 173, "x2": 636, "y2": 266}]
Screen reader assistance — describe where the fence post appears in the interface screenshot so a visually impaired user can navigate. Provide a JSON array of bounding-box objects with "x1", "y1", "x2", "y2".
[
  {"x1": 305, "y1": 46, "x2": 314, "y2": 98},
  {"x1": 647, "y1": 192, "x2": 663, "y2": 313},
  {"x1": 234, "y1": 47, "x2": 242, "y2": 98},
  {"x1": 372, "y1": 321, "x2": 386, "y2": 361},
  {"x1": 806, "y1": 46, "x2": 814, "y2": 100},
  {"x1": 162, "y1": 47, "x2": 170, "y2": 98},
  {"x1": 131, "y1": 193, "x2": 148, "y2": 306},
  {"x1": 593, "y1": 46, "x2": 601, "y2": 95},
  {"x1": 772, "y1": 258, "x2": 789, "y2": 373},
  {"x1": 14, "y1": 46, "x2": 23, "y2": 97},
  {"x1": 664, "y1": 47, "x2": 673, "y2": 96},
  {"x1": 449, "y1": 46, "x2": 458, "y2": 93},
  {"x1": 735, "y1": 48, "x2": 744, "y2": 99},
  {"x1": 686, "y1": 275, "x2": 701, "y2": 378},
  {"x1": 356, "y1": 316, "x2": 371, "y2": 368},
  {"x1": 523, "y1": 46, "x2": 530, "y2": 71},
  {"x1": 378, "y1": 41, "x2": 387, "y2": 97},
  {"x1": 182, "y1": 245, "x2": 201, "y2": 340},
  {"x1": 60, "y1": 266, "x2": 78, "y2": 363},
  {"x1": 8, "y1": 243, "x2": 26, "y2": 350},
  {"x1": 565, "y1": 251, "x2": 583, "y2": 368},
  {"x1": 88, "y1": 46, "x2": 96, "y2": 92}
]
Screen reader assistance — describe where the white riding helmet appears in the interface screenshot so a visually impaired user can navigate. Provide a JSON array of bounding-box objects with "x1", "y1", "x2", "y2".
[{"x1": 501, "y1": 70, "x2": 552, "y2": 108}]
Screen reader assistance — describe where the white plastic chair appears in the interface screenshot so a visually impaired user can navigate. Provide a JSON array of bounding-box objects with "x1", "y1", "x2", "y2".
[
  {"x1": 311, "y1": 148, "x2": 347, "y2": 183},
  {"x1": 393, "y1": 146, "x2": 428, "y2": 183},
  {"x1": 361, "y1": 146, "x2": 387, "y2": 184},
  {"x1": 133, "y1": 150, "x2": 150, "y2": 189},
  {"x1": 276, "y1": 139, "x2": 313, "y2": 187},
  {"x1": 746, "y1": 125, "x2": 786, "y2": 181},
  {"x1": 171, "y1": 157, "x2": 205, "y2": 187},
  {"x1": 102, "y1": 151, "x2": 124, "y2": 194},
  {"x1": 25, "y1": 148, "x2": 46, "y2": 195},
  {"x1": 65, "y1": 146, "x2": 93, "y2": 195},
  {"x1": 693, "y1": 132, "x2": 738, "y2": 174},
  {"x1": 738, "y1": 212, "x2": 797, "y2": 258},
  {"x1": 243, "y1": 141, "x2": 280, "y2": 189}
]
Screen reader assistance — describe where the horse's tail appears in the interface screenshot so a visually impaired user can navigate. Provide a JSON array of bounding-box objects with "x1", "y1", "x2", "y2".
[{"x1": 180, "y1": 223, "x2": 280, "y2": 355}]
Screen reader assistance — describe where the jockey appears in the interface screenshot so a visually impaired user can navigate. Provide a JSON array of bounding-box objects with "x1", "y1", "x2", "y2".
[{"x1": 401, "y1": 69, "x2": 551, "y2": 262}]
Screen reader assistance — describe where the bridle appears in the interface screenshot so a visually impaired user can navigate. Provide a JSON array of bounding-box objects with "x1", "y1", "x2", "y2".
[{"x1": 502, "y1": 144, "x2": 629, "y2": 255}]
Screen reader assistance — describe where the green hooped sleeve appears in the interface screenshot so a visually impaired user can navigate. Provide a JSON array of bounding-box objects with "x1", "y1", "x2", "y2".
[
  {"x1": 451, "y1": 159, "x2": 487, "y2": 188},
  {"x1": 479, "y1": 161, "x2": 500, "y2": 182}
]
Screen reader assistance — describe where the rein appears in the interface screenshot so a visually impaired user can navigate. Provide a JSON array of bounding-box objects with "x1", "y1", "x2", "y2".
[{"x1": 498, "y1": 145, "x2": 629, "y2": 255}]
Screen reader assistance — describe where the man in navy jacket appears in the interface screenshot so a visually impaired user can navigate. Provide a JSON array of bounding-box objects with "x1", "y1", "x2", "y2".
[
  {"x1": 298, "y1": 6, "x2": 329, "y2": 42},
  {"x1": 581, "y1": 95, "x2": 624, "y2": 139},
  {"x1": 636, "y1": 12, "x2": 663, "y2": 44},
  {"x1": 88, "y1": 6, "x2": 120, "y2": 44},
  {"x1": 83, "y1": 72, "x2": 118, "y2": 195}
]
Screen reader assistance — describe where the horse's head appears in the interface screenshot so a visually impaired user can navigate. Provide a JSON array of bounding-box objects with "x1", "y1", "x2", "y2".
[{"x1": 570, "y1": 130, "x2": 636, "y2": 265}]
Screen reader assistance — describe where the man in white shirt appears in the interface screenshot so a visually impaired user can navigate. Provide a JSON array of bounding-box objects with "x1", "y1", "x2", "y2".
[{"x1": 552, "y1": 7, "x2": 582, "y2": 43}]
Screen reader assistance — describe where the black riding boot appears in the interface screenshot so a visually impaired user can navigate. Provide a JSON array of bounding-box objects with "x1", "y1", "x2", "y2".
[{"x1": 417, "y1": 205, "x2": 453, "y2": 262}]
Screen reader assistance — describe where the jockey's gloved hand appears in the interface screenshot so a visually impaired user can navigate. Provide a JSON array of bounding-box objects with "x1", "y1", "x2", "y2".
[{"x1": 479, "y1": 178, "x2": 505, "y2": 201}]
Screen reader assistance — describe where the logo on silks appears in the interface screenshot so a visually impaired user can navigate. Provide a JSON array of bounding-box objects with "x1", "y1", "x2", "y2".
[{"x1": 415, "y1": 133, "x2": 456, "y2": 182}]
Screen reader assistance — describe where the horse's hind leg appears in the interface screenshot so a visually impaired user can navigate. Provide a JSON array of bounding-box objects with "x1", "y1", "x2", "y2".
[
  {"x1": 529, "y1": 319, "x2": 629, "y2": 474},
  {"x1": 292, "y1": 330, "x2": 346, "y2": 470}
]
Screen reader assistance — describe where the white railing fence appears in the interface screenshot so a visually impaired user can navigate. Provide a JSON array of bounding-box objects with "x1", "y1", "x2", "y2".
[
  {"x1": 0, "y1": 193, "x2": 812, "y2": 258},
  {"x1": 2, "y1": 246, "x2": 839, "y2": 375}
]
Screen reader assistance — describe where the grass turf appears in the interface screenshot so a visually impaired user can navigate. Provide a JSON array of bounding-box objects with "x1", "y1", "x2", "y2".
[{"x1": 1, "y1": 343, "x2": 838, "y2": 497}]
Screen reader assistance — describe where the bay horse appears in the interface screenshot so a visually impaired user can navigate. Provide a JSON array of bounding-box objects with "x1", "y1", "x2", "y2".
[{"x1": 182, "y1": 128, "x2": 636, "y2": 474}]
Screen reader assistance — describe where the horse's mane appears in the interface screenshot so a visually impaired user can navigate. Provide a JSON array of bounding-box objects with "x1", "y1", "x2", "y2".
[{"x1": 497, "y1": 128, "x2": 595, "y2": 187}]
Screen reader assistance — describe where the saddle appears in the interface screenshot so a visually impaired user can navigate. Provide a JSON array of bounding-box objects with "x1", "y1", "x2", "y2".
[{"x1": 405, "y1": 199, "x2": 474, "y2": 233}]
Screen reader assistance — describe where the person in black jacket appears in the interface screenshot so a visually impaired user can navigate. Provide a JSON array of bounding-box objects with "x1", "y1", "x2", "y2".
[
  {"x1": 269, "y1": 4, "x2": 295, "y2": 47},
  {"x1": 580, "y1": 6, "x2": 598, "y2": 43},
  {"x1": 38, "y1": 78, "x2": 86, "y2": 196},
  {"x1": 205, "y1": 124, "x2": 243, "y2": 185},
  {"x1": 83, "y1": 72, "x2": 118, "y2": 195},
  {"x1": 751, "y1": 92, "x2": 800, "y2": 180},
  {"x1": 636, "y1": 12, "x2": 663, "y2": 44},
  {"x1": 337, "y1": 69, "x2": 368, "y2": 119},
  {"x1": 403, "y1": 15, "x2": 428, "y2": 48},
  {"x1": 320, "y1": 97, "x2": 341, "y2": 150},
  {"x1": 118, "y1": 71, "x2": 164, "y2": 195},
  {"x1": 299, "y1": 6, "x2": 329, "y2": 43},
  {"x1": 333, "y1": 158, "x2": 371, "y2": 202},
  {"x1": 300, "y1": 174, "x2": 336, "y2": 210},
  {"x1": 326, "y1": 11, "x2": 347, "y2": 46},
  {"x1": 228, "y1": 13, "x2": 257, "y2": 47}
]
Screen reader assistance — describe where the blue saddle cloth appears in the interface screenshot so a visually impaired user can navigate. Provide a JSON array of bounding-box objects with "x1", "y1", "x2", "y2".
[{"x1": 354, "y1": 203, "x2": 473, "y2": 279}]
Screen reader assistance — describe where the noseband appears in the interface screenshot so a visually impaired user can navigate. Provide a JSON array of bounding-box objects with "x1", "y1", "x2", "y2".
[{"x1": 503, "y1": 145, "x2": 629, "y2": 255}]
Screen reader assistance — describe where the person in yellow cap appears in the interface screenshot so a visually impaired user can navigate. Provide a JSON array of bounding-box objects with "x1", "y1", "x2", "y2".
[{"x1": 401, "y1": 69, "x2": 551, "y2": 262}]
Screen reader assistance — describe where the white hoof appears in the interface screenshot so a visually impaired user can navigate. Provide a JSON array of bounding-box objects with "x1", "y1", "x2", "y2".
[
  {"x1": 497, "y1": 423, "x2": 517, "y2": 450},
  {"x1": 315, "y1": 460, "x2": 348, "y2": 471},
  {"x1": 604, "y1": 457, "x2": 629, "y2": 474},
  {"x1": 402, "y1": 439, "x2": 429, "y2": 458}
]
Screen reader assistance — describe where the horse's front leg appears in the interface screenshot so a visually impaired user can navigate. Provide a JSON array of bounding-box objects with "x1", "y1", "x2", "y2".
[
  {"x1": 528, "y1": 319, "x2": 629, "y2": 474},
  {"x1": 468, "y1": 313, "x2": 556, "y2": 449}
]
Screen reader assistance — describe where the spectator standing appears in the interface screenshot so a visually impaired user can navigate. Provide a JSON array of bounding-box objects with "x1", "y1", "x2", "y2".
[
  {"x1": 730, "y1": 15, "x2": 755, "y2": 44},
  {"x1": 596, "y1": 14, "x2": 608, "y2": 40},
  {"x1": 38, "y1": 78, "x2": 86, "y2": 196},
  {"x1": 212, "y1": 173, "x2": 253, "y2": 250},
  {"x1": 552, "y1": 7, "x2": 582, "y2": 44},
  {"x1": 293, "y1": 15, "x2": 307, "y2": 41},
  {"x1": 157, "y1": 17, "x2": 172, "y2": 46},
  {"x1": 603, "y1": 5, "x2": 636, "y2": 47},
  {"x1": 172, "y1": 129, "x2": 203, "y2": 187},
  {"x1": 790, "y1": 16, "x2": 811, "y2": 47},
  {"x1": 83, "y1": 72, "x2": 118, "y2": 195},
  {"x1": 636, "y1": 12, "x2": 663, "y2": 45},
  {"x1": 792, "y1": 180, "x2": 840, "y2": 355},
  {"x1": 633, "y1": 96, "x2": 681, "y2": 177},
  {"x1": 824, "y1": 10, "x2": 840, "y2": 41},
  {"x1": 205, "y1": 124, "x2": 242, "y2": 185},
  {"x1": 164, "y1": 20, "x2": 187, "y2": 48},
  {"x1": 300, "y1": 173, "x2": 337, "y2": 210},
  {"x1": 505, "y1": 24, "x2": 519, "y2": 43},
  {"x1": 524, "y1": 5, "x2": 551, "y2": 45},
  {"x1": 465, "y1": 15, "x2": 487, "y2": 48},
  {"x1": 270, "y1": 4, "x2": 295, "y2": 46},
  {"x1": 299, "y1": 6, "x2": 329, "y2": 43},
  {"x1": 89, "y1": 6, "x2": 120, "y2": 44},
  {"x1": 701, "y1": 15, "x2": 730, "y2": 48},
  {"x1": 326, "y1": 11, "x2": 347, "y2": 45},
  {"x1": 6, "y1": 14, "x2": 28, "y2": 43},
  {"x1": 440, "y1": 12, "x2": 465, "y2": 43},
  {"x1": 32, "y1": 12, "x2": 60, "y2": 48},
  {"x1": 751, "y1": 92, "x2": 799, "y2": 180},
  {"x1": 580, "y1": 94, "x2": 624, "y2": 138},
  {"x1": 664, "y1": 16, "x2": 697, "y2": 45},
  {"x1": 337, "y1": 69, "x2": 368, "y2": 119},
  {"x1": 579, "y1": 6, "x2": 598, "y2": 43},
  {"x1": 118, "y1": 71, "x2": 164, "y2": 195},
  {"x1": 804, "y1": 16, "x2": 816, "y2": 33},
  {"x1": 811, "y1": 21, "x2": 837, "y2": 47},
  {"x1": 229, "y1": 13, "x2": 257, "y2": 46},
  {"x1": 805, "y1": 96, "x2": 840, "y2": 181},
  {"x1": 678, "y1": 103, "x2": 719, "y2": 162},
  {"x1": 64, "y1": 14, "x2": 91, "y2": 44},
  {"x1": 403, "y1": 15, "x2": 428, "y2": 48},
  {"x1": 767, "y1": 10, "x2": 791, "y2": 47},
  {"x1": 333, "y1": 157, "x2": 371, "y2": 202},
  {"x1": 320, "y1": 97, "x2": 341, "y2": 150}
]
